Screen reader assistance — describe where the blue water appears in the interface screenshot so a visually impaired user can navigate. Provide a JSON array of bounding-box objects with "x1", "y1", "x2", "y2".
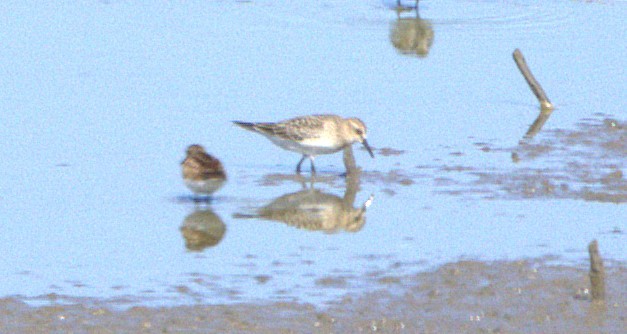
[{"x1": 0, "y1": 1, "x2": 624, "y2": 306}]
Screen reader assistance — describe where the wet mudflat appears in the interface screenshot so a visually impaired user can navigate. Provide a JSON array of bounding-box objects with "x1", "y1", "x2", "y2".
[
  {"x1": 408, "y1": 116, "x2": 626, "y2": 203},
  {"x1": 2, "y1": 259, "x2": 625, "y2": 333}
]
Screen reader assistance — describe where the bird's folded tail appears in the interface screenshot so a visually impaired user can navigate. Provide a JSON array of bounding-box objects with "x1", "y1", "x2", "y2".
[
  {"x1": 232, "y1": 213, "x2": 258, "y2": 219},
  {"x1": 233, "y1": 121, "x2": 279, "y2": 136},
  {"x1": 232, "y1": 121, "x2": 256, "y2": 131}
]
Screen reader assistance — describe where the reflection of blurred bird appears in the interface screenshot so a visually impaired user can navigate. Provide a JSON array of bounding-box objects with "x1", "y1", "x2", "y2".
[
  {"x1": 181, "y1": 144, "x2": 226, "y2": 196},
  {"x1": 234, "y1": 188, "x2": 374, "y2": 233},
  {"x1": 180, "y1": 209, "x2": 226, "y2": 251},
  {"x1": 390, "y1": 10, "x2": 433, "y2": 57},
  {"x1": 233, "y1": 115, "x2": 374, "y2": 174}
]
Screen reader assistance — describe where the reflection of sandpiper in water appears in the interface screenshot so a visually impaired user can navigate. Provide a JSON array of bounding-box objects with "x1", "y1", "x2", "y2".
[
  {"x1": 181, "y1": 144, "x2": 227, "y2": 199},
  {"x1": 389, "y1": 1, "x2": 433, "y2": 58},
  {"x1": 180, "y1": 208, "x2": 226, "y2": 251},
  {"x1": 233, "y1": 115, "x2": 375, "y2": 174},
  {"x1": 233, "y1": 173, "x2": 374, "y2": 233}
]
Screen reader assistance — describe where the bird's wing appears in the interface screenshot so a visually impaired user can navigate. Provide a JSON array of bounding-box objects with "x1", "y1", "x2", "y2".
[
  {"x1": 235, "y1": 116, "x2": 332, "y2": 141},
  {"x1": 184, "y1": 153, "x2": 225, "y2": 178},
  {"x1": 266, "y1": 117, "x2": 327, "y2": 141}
]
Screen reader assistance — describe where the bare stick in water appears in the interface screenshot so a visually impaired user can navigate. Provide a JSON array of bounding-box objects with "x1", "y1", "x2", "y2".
[
  {"x1": 588, "y1": 240, "x2": 606, "y2": 302},
  {"x1": 343, "y1": 145, "x2": 358, "y2": 175},
  {"x1": 513, "y1": 49, "x2": 553, "y2": 110}
]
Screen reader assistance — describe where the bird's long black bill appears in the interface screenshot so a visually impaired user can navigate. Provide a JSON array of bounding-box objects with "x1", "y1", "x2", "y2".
[{"x1": 362, "y1": 139, "x2": 375, "y2": 158}]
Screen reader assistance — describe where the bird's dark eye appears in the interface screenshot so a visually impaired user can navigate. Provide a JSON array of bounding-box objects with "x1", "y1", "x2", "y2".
[{"x1": 355, "y1": 129, "x2": 363, "y2": 135}]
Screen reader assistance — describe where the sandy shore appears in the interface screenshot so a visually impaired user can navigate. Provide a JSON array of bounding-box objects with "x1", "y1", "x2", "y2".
[{"x1": 2, "y1": 259, "x2": 624, "y2": 333}]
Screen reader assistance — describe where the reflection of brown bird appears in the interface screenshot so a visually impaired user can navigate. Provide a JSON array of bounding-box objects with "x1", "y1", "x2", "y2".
[
  {"x1": 181, "y1": 144, "x2": 226, "y2": 195},
  {"x1": 390, "y1": 11, "x2": 433, "y2": 58},
  {"x1": 234, "y1": 188, "x2": 374, "y2": 233},
  {"x1": 180, "y1": 209, "x2": 226, "y2": 251}
]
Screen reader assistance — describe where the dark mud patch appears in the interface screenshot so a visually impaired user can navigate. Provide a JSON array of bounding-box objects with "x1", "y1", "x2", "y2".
[
  {"x1": 459, "y1": 116, "x2": 626, "y2": 203},
  {"x1": 2, "y1": 259, "x2": 624, "y2": 333},
  {"x1": 377, "y1": 147, "x2": 406, "y2": 157},
  {"x1": 373, "y1": 116, "x2": 625, "y2": 203}
]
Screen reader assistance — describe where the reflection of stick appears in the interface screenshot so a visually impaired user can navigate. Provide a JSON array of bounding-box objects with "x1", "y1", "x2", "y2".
[
  {"x1": 523, "y1": 108, "x2": 553, "y2": 139},
  {"x1": 513, "y1": 49, "x2": 553, "y2": 110},
  {"x1": 344, "y1": 165, "x2": 361, "y2": 205},
  {"x1": 588, "y1": 240, "x2": 606, "y2": 302}
]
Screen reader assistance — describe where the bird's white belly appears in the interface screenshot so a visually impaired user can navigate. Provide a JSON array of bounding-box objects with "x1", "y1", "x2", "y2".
[
  {"x1": 268, "y1": 136, "x2": 343, "y2": 156},
  {"x1": 184, "y1": 179, "x2": 225, "y2": 194}
]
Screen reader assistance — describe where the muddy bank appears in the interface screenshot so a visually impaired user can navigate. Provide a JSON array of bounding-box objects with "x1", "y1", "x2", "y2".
[
  {"x1": 361, "y1": 116, "x2": 626, "y2": 203},
  {"x1": 2, "y1": 259, "x2": 624, "y2": 333}
]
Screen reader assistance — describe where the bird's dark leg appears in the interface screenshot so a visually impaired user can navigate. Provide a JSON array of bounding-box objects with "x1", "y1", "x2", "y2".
[
  {"x1": 296, "y1": 155, "x2": 306, "y2": 174},
  {"x1": 309, "y1": 156, "x2": 316, "y2": 174}
]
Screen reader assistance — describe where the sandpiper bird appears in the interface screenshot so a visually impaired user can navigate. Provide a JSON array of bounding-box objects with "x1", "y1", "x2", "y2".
[
  {"x1": 181, "y1": 144, "x2": 226, "y2": 196},
  {"x1": 233, "y1": 115, "x2": 374, "y2": 174}
]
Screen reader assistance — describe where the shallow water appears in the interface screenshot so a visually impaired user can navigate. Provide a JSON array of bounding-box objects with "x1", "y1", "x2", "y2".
[{"x1": 0, "y1": 1, "x2": 625, "y2": 307}]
